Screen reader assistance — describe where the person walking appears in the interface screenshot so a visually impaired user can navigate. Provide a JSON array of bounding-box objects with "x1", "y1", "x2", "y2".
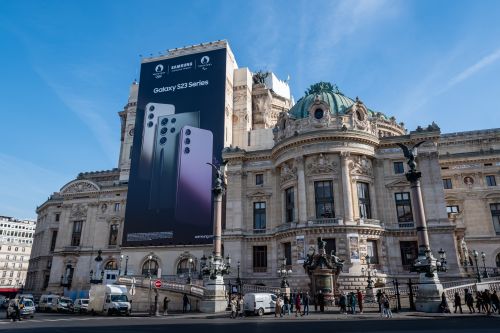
[
  {"x1": 464, "y1": 289, "x2": 475, "y2": 313},
  {"x1": 453, "y1": 292, "x2": 463, "y2": 314},
  {"x1": 239, "y1": 297, "x2": 244, "y2": 317},
  {"x1": 302, "y1": 292, "x2": 310, "y2": 316},
  {"x1": 289, "y1": 292, "x2": 294, "y2": 313},
  {"x1": 182, "y1": 293, "x2": 189, "y2": 313},
  {"x1": 318, "y1": 290, "x2": 325, "y2": 312},
  {"x1": 350, "y1": 292, "x2": 357, "y2": 314},
  {"x1": 383, "y1": 294, "x2": 392, "y2": 318},
  {"x1": 295, "y1": 293, "x2": 302, "y2": 317},
  {"x1": 339, "y1": 292, "x2": 347, "y2": 314},
  {"x1": 376, "y1": 289, "x2": 383, "y2": 313},
  {"x1": 357, "y1": 289, "x2": 364, "y2": 314},
  {"x1": 230, "y1": 297, "x2": 237, "y2": 319},
  {"x1": 163, "y1": 296, "x2": 170, "y2": 316},
  {"x1": 283, "y1": 294, "x2": 290, "y2": 316},
  {"x1": 11, "y1": 299, "x2": 21, "y2": 322},
  {"x1": 475, "y1": 292, "x2": 482, "y2": 313},
  {"x1": 491, "y1": 290, "x2": 499, "y2": 314},
  {"x1": 275, "y1": 295, "x2": 283, "y2": 317}
]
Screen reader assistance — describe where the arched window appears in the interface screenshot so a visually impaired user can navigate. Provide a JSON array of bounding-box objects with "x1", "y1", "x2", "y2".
[
  {"x1": 105, "y1": 260, "x2": 118, "y2": 270},
  {"x1": 177, "y1": 258, "x2": 196, "y2": 275},
  {"x1": 142, "y1": 259, "x2": 159, "y2": 276},
  {"x1": 108, "y1": 224, "x2": 119, "y2": 246},
  {"x1": 496, "y1": 253, "x2": 500, "y2": 268}
]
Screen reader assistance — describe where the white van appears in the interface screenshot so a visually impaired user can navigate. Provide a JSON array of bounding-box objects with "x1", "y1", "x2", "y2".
[
  {"x1": 243, "y1": 293, "x2": 277, "y2": 316},
  {"x1": 88, "y1": 284, "x2": 131, "y2": 316},
  {"x1": 38, "y1": 294, "x2": 60, "y2": 312}
]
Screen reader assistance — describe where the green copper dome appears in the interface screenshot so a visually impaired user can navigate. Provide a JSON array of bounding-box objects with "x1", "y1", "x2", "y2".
[{"x1": 289, "y1": 82, "x2": 381, "y2": 119}]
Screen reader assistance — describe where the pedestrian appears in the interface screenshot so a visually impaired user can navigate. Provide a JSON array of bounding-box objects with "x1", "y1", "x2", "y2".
[
  {"x1": 439, "y1": 292, "x2": 450, "y2": 313},
  {"x1": 275, "y1": 295, "x2": 282, "y2": 317},
  {"x1": 239, "y1": 297, "x2": 244, "y2": 317},
  {"x1": 350, "y1": 292, "x2": 357, "y2": 314},
  {"x1": 230, "y1": 297, "x2": 237, "y2": 319},
  {"x1": 464, "y1": 289, "x2": 475, "y2": 313},
  {"x1": 347, "y1": 292, "x2": 352, "y2": 314},
  {"x1": 182, "y1": 293, "x2": 189, "y2": 313},
  {"x1": 491, "y1": 290, "x2": 499, "y2": 314},
  {"x1": 318, "y1": 290, "x2": 325, "y2": 312},
  {"x1": 376, "y1": 289, "x2": 383, "y2": 313},
  {"x1": 295, "y1": 293, "x2": 302, "y2": 317},
  {"x1": 453, "y1": 292, "x2": 463, "y2": 314},
  {"x1": 289, "y1": 292, "x2": 294, "y2": 313},
  {"x1": 339, "y1": 292, "x2": 347, "y2": 314},
  {"x1": 482, "y1": 290, "x2": 491, "y2": 315},
  {"x1": 475, "y1": 292, "x2": 482, "y2": 313},
  {"x1": 283, "y1": 294, "x2": 290, "y2": 316},
  {"x1": 383, "y1": 294, "x2": 392, "y2": 318},
  {"x1": 163, "y1": 296, "x2": 170, "y2": 316},
  {"x1": 302, "y1": 292, "x2": 310, "y2": 316},
  {"x1": 357, "y1": 289, "x2": 364, "y2": 314},
  {"x1": 11, "y1": 299, "x2": 21, "y2": 322}
]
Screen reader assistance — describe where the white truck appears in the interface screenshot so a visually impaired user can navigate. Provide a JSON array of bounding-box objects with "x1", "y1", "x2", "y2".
[
  {"x1": 243, "y1": 293, "x2": 277, "y2": 316},
  {"x1": 88, "y1": 284, "x2": 131, "y2": 316}
]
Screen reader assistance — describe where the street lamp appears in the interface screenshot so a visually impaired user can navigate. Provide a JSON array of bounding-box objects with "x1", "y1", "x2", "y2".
[
  {"x1": 436, "y1": 248, "x2": 447, "y2": 272},
  {"x1": 236, "y1": 260, "x2": 242, "y2": 294},
  {"x1": 148, "y1": 254, "x2": 153, "y2": 316},
  {"x1": 472, "y1": 250, "x2": 481, "y2": 283},
  {"x1": 481, "y1": 252, "x2": 489, "y2": 278},
  {"x1": 119, "y1": 255, "x2": 123, "y2": 276},
  {"x1": 187, "y1": 257, "x2": 193, "y2": 284},
  {"x1": 277, "y1": 257, "x2": 292, "y2": 288},
  {"x1": 125, "y1": 255, "x2": 129, "y2": 276}
]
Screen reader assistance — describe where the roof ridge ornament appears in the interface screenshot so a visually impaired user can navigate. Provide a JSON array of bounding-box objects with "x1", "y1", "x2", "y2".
[{"x1": 305, "y1": 82, "x2": 340, "y2": 96}]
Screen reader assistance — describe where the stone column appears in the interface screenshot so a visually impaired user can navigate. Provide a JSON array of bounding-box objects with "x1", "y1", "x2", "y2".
[
  {"x1": 340, "y1": 152, "x2": 353, "y2": 222},
  {"x1": 296, "y1": 156, "x2": 307, "y2": 223}
]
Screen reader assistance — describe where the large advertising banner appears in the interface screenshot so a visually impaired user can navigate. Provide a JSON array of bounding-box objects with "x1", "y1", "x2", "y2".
[{"x1": 123, "y1": 47, "x2": 227, "y2": 246}]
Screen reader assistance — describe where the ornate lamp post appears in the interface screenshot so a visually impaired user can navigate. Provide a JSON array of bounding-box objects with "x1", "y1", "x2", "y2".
[
  {"x1": 277, "y1": 257, "x2": 292, "y2": 288},
  {"x1": 89, "y1": 251, "x2": 104, "y2": 284},
  {"x1": 397, "y1": 141, "x2": 444, "y2": 312},
  {"x1": 119, "y1": 255, "x2": 123, "y2": 276},
  {"x1": 236, "y1": 260, "x2": 242, "y2": 294},
  {"x1": 481, "y1": 252, "x2": 489, "y2": 279},
  {"x1": 187, "y1": 257, "x2": 193, "y2": 284},
  {"x1": 125, "y1": 255, "x2": 129, "y2": 276},
  {"x1": 147, "y1": 254, "x2": 153, "y2": 316},
  {"x1": 472, "y1": 250, "x2": 481, "y2": 283},
  {"x1": 361, "y1": 255, "x2": 377, "y2": 289}
]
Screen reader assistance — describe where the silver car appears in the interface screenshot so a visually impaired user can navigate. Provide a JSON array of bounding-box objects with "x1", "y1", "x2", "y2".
[
  {"x1": 74, "y1": 298, "x2": 89, "y2": 313},
  {"x1": 6, "y1": 299, "x2": 36, "y2": 319}
]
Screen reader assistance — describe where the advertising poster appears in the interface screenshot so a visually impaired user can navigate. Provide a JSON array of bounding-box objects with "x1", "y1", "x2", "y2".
[
  {"x1": 123, "y1": 47, "x2": 227, "y2": 246},
  {"x1": 296, "y1": 235, "x2": 305, "y2": 263},
  {"x1": 348, "y1": 234, "x2": 360, "y2": 262}
]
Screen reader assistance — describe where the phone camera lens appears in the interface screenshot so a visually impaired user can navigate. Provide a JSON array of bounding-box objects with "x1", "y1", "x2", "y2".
[
  {"x1": 184, "y1": 147, "x2": 190, "y2": 154},
  {"x1": 160, "y1": 127, "x2": 168, "y2": 135},
  {"x1": 170, "y1": 128, "x2": 175, "y2": 133},
  {"x1": 147, "y1": 121, "x2": 154, "y2": 128},
  {"x1": 161, "y1": 118, "x2": 168, "y2": 126},
  {"x1": 171, "y1": 118, "x2": 177, "y2": 123},
  {"x1": 148, "y1": 113, "x2": 154, "y2": 119},
  {"x1": 149, "y1": 105, "x2": 155, "y2": 111},
  {"x1": 185, "y1": 138, "x2": 190, "y2": 144},
  {"x1": 185, "y1": 129, "x2": 191, "y2": 135},
  {"x1": 160, "y1": 137, "x2": 167, "y2": 145}
]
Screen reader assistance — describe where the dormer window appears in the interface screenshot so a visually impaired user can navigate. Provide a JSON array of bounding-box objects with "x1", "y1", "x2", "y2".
[{"x1": 314, "y1": 108, "x2": 324, "y2": 120}]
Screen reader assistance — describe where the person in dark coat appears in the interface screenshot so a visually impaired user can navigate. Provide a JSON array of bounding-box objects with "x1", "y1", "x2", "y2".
[
  {"x1": 182, "y1": 294, "x2": 190, "y2": 313},
  {"x1": 464, "y1": 289, "x2": 475, "y2": 313},
  {"x1": 453, "y1": 292, "x2": 463, "y2": 314},
  {"x1": 163, "y1": 296, "x2": 170, "y2": 316},
  {"x1": 302, "y1": 292, "x2": 310, "y2": 316}
]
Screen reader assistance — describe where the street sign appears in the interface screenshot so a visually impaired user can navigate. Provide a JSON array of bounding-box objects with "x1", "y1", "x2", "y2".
[{"x1": 154, "y1": 279, "x2": 162, "y2": 288}]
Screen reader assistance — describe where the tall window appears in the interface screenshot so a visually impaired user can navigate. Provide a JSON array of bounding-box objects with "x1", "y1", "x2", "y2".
[
  {"x1": 393, "y1": 162, "x2": 404, "y2": 174},
  {"x1": 71, "y1": 221, "x2": 83, "y2": 246},
  {"x1": 496, "y1": 253, "x2": 500, "y2": 268},
  {"x1": 486, "y1": 175, "x2": 497, "y2": 187},
  {"x1": 285, "y1": 187, "x2": 295, "y2": 223},
  {"x1": 357, "y1": 182, "x2": 371, "y2": 219},
  {"x1": 50, "y1": 230, "x2": 57, "y2": 252},
  {"x1": 114, "y1": 203, "x2": 120, "y2": 212},
  {"x1": 395, "y1": 192, "x2": 413, "y2": 223},
  {"x1": 324, "y1": 238, "x2": 336, "y2": 256},
  {"x1": 400, "y1": 241, "x2": 418, "y2": 269},
  {"x1": 255, "y1": 174, "x2": 264, "y2": 185},
  {"x1": 253, "y1": 202, "x2": 266, "y2": 231},
  {"x1": 177, "y1": 258, "x2": 196, "y2": 275},
  {"x1": 108, "y1": 224, "x2": 119, "y2": 245},
  {"x1": 314, "y1": 181, "x2": 335, "y2": 218},
  {"x1": 367, "y1": 240, "x2": 379, "y2": 264},
  {"x1": 252, "y1": 246, "x2": 267, "y2": 272},
  {"x1": 446, "y1": 205, "x2": 459, "y2": 214},
  {"x1": 443, "y1": 178, "x2": 453, "y2": 189},
  {"x1": 490, "y1": 203, "x2": 500, "y2": 235},
  {"x1": 141, "y1": 259, "x2": 159, "y2": 276},
  {"x1": 55, "y1": 213, "x2": 60, "y2": 222},
  {"x1": 104, "y1": 261, "x2": 118, "y2": 270},
  {"x1": 283, "y1": 242, "x2": 292, "y2": 265}
]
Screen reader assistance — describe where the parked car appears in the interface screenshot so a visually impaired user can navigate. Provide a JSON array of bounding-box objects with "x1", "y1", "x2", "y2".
[
  {"x1": 6, "y1": 298, "x2": 36, "y2": 319},
  {"x1": 0, "y1": 296, "x2": 7, "y2": 309},
  {"x1": 38, "y1": 294, "x2": 59, "y2": 312},
  {"x1": 88, "y1": 284, "x2": 131, "y2": 316},
  {"x1": 74, "y1": 298, "x2": 89, "y2": 313},
  {"x1": 243, "y1": 293, "x2": 277, "y2": 316},
  {"x1": 52, "y1": 297, "x2": 74, "y2": 313}
]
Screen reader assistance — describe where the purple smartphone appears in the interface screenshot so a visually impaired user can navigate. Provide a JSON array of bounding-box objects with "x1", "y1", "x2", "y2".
[{"x1": 175, "y1": 126, "x2": 213, "y2": 236}]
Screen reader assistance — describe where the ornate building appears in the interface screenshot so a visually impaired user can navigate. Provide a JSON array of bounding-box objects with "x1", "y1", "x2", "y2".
[{"x1": 26, "y1": 42, "x2": 500, "y2": 297}]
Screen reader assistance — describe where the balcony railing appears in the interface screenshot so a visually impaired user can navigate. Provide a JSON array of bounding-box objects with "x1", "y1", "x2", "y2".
[
  {"x1": 398, "y1": 222, "x2": 415, "y2": 228},
  {"x1": 307, "y1": 218, "x2": 343, "y2": 226}
]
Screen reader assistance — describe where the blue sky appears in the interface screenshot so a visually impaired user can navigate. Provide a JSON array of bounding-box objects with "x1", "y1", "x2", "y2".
[{"x1": 1, "y1": 0, "x2": 499, "y2": 219}]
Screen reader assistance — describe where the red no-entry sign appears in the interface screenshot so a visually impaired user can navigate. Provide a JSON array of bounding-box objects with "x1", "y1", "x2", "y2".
[{"x1": 154, "y1": 280, "x2": 162, "y2": 288}]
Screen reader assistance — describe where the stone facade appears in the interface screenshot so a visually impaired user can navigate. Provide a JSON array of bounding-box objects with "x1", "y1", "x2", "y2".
[{"x1": 26, "y1": 42, "x2": 500, "y2": 298}]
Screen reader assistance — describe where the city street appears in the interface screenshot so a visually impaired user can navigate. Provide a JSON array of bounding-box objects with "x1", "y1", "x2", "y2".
[{"x1": 0, "y1": 310, "x2": 499, "y2": 333}]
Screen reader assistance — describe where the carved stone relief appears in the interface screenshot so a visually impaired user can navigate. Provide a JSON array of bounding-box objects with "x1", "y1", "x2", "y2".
[
  {"x1": 280, "y1": 161, "x2": 297, "y2": 184},
  {"x1": 306, "y1": 154, "x2": 337, "y2": 176},
  {"x1": 70, "y1": 204, "x2": 88, "y2": 219},
  {"x1": 61, "y1": 180, "x2": 99, "y2": 194},
  {"x1": 349, "y1": 155, "x2": 373, "y2": 176}
]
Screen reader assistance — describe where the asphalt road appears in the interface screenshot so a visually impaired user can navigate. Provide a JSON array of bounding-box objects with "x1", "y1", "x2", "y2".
[{"x1": 0, "y1": 310, "x2": 499, "y2": 333}]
